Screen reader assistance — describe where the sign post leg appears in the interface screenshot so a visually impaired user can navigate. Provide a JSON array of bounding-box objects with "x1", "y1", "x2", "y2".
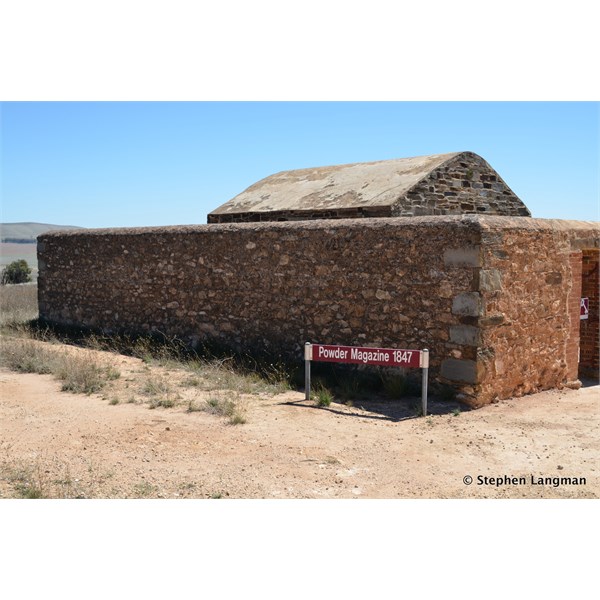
[
  {"x1": 304, "y1": 342, "x2": 312, "y2": 401},
  {"x1": 421, "y1": 349, "x2": 429, "y2": 417}
]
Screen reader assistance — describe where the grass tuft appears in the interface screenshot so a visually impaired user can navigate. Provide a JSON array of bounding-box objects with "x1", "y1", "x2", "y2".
[
  {"x1": 140, "y1": 375, "x2": 179, "y2": 409},
  {"x1": 187, "y1": 399, "x2": 203, "y2": 412},
  {"x1": 381, "y1": 373, "x2": 409, "y2": 399},
  {"x1": 337, "y1": 377, "x2": 363, "y2": 401},
  {"x1": 133, "y1": 481, "x2": 157, "y2": 498},
  {"x1": 5, "y1": 464, "x2": 47, "y2": 499},
  {"x1": 312, "y1": 383, "x2": 333, "y2": 407},
  {"x1": 149, "y1": 397, "x2": 176, "y2": 409},
  {"x1": 141, "y1": 376, "x2": 172, "y2": 397},
  {"x1": 57, "y1": 355, "x2": 120, "y2": 395},
  {"x1": 201, "y1": 392, "x2": 247, "y2": 424}
]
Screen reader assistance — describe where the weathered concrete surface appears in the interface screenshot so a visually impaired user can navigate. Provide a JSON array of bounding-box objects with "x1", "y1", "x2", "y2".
[{"x1": 208, "y1": 152, "x2": 531, "y2": 223}]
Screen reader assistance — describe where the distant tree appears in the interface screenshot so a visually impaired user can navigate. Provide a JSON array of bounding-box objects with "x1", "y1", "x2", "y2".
[{"x1": 1, "y1": 259, "x2": 32, "y2": 285}]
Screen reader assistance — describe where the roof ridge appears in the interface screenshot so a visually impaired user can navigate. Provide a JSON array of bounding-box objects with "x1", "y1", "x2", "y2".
[
  {"x1": 365, "y1": 152, "x2": 467, "y2": 205},
  {"x1": 270, "y1": 151, "x2": 462, "y2": 176}
]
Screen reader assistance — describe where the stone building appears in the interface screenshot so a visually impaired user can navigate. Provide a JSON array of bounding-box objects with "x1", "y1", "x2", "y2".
[
  {"x1": 208, "y1": 151, "x2": 531, "y2": 223},
  {"x1": 38, "y1": 152, "x2": 599, "y2": 407}
]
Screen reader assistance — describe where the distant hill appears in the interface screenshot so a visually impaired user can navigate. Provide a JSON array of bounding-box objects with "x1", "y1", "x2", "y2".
[{"x1": 0, "y1": 222, "x2": 83, "y2": 243}]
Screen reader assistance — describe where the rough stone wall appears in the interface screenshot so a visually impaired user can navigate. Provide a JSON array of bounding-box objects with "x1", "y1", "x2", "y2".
[
  {"x1": 580, "y1": 248, "x2": 599, "y2": 378},
  {"x1": 398, "y1": 153, "x2": 530, "y2": 217},
  {"x1": 207, "y1": 205, "x2": 392, "y2": 224},
  {"x1": 469, "y1": 219, "x2": 599, "y2": 404},
  {"x1": 38, "y1": 216, "x2": 599, "y2": 407},
  {"x1": 39, "y1": 217, "x2": 481, "y2": 397}
]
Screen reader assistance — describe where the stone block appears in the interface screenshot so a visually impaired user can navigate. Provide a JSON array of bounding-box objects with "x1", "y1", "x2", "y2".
[
  {"x1": 479, "y1": 314, "x2": 505, "y2": 327},
  {"x1": 452, "y1": 292, "x2": 482, "y2": 317},
  {"x1": 443, "y1": 247, "x2": 481, "y2": 267},
  {"x1": 545, "y1": 272, "x2": 562, "y2": 285},
  {"x1": 441, "y1": 359, "x2": 478, "y2": 384},
  {"x1": 450, "y1": 325, "x2": 480, "y2": 346},
  {"x1": 479, "y1": 269, "x2": 502, "y2": 291},
  {"x1": 375, "y1": 289, "x2": 392, "y2": 300}
]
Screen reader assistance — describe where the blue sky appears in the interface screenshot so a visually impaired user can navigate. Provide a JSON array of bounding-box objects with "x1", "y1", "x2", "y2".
[{"x1": 1, "y1": 101, "x2": 598, "y2": 227}]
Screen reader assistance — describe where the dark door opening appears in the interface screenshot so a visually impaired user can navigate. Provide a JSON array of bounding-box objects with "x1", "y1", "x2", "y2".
[{"x1": 579, "y1": 248, "x2": 599, "y2": 380}]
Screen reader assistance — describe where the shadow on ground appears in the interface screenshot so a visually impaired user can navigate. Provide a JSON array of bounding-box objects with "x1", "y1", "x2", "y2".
[{"x1": 278, "y1": 393, "x2": 470, "y2": 423}]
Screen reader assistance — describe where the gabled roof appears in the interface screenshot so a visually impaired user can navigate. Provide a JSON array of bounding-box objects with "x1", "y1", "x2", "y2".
[
  {"x1": 208, "y1": 151, "x2": 530, "y2": 221},
  {"x1": 211, "y1": 152, "x2": 460, "y2": 216}
]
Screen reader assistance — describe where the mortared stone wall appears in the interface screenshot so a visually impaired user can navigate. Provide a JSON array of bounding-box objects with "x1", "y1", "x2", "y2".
[{"x1": 38, "y1": 216, "x2": 599, "y2": 407}]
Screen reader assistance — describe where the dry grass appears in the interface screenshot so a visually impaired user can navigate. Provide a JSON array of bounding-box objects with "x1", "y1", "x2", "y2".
[
  {"x1": 57, "y1": 353, "x2": 120, "y2": 394},
  {"x1": 0, "y1": 337, "x2": 55, "y2": 374},
  {"x1": 0, "y1": 283, "x2": 291, "y2": 424},
  {"x1": 0, "y1": 283, "x2": 38, "y2": 326},
  {"x1": 140, "y1": 374, "x2": 180, "y2": 409},
  {"x1": 0, "y1": 450, "x2": 116, "y2": 499},
  {"x1": 184, "y1": 358, "x2": 289, "y2": 396},
  {"x1": 381, "y1": 372, "x2": 409, "y2": 399},
  {"x1": 189, "y1": 390, "x2": 248, "y2": 425},
  {"x1": 0, "y1": 337, "x2": 120, "y2": 395}
]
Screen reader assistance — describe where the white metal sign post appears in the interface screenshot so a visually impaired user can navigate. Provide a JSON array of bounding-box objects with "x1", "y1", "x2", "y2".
[{"x1": 304, "y1": 342, "x2": 430, "y2": 416}]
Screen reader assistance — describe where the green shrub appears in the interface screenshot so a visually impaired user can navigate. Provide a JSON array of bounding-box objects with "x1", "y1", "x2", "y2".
[{"x1": 1, "y1": 259, "x2": 32, "y2": 285}]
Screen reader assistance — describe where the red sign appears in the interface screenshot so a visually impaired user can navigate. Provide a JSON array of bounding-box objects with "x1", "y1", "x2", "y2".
[
  {"x1": 581, "y1": 298, "x2": 589, "y2": 320},
  {"x1": 308, "y1": 344, "x2": 423, "y2": 368}
]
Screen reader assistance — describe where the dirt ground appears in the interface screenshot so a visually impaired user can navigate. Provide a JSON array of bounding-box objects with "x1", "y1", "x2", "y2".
[{"x1": 0, "y1": 344, "x2": 598, "y2": 499}]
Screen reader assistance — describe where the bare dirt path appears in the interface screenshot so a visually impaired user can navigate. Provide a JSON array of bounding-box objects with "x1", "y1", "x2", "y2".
[{"x1": 1, "y1": 354, "x2": 598, "y2": 499}]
